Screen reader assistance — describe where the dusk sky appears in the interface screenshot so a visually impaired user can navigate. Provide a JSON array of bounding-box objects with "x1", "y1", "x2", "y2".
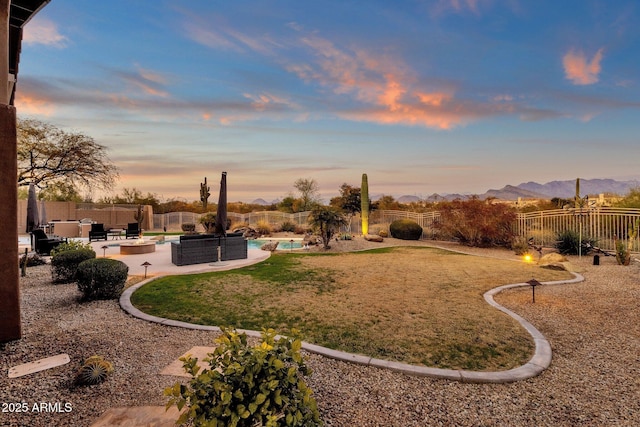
[{"x1": 16, "y1": 0, "x2": 640, "y2": 203}]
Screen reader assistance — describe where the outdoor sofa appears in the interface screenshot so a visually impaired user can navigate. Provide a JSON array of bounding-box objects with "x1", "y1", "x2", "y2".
[{"x1": 171, "y1": 233, "x2": 247, "y2": 266}]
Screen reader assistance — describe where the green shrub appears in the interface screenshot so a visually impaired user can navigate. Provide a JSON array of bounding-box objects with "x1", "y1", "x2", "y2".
[
  {"x1": 181, "y1": 223, "x2": 196, "y2": 233},
  {"x1": 166, "y1": 328, "x2": 322, "y2": 427},
  {"x1": 51, "y1": 248, "x2": 96, "y2": 283},
  {"x1": 554, "y1": 230, "x2": 596, "y2": 255},
  {"x1": 199, "y1": 212, "x2": 217, "y2": 233},
  {"x1": 389, "y1": 219, "x2": 423, "y2": 240},
  {"x1": 76, "y1": 258, "x2": 128, "y2": 300},
  {"x1": 280, "y1": 221, "x2": 296, "y2": 232},
  {"x1": 50, "y1": 240, "x2": 94, "y2": 256}
]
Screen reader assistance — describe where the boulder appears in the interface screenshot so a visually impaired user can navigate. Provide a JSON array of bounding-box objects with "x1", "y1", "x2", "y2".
[
  {"x1": 364, "y1": 234, "x2": 384, "y2": 242},
  {"x1": 260, "y1": 241, "x2": 279, "y2": 252},
  {"x1": 538, "y1": 252, "x2": 574, "y2": 272}
]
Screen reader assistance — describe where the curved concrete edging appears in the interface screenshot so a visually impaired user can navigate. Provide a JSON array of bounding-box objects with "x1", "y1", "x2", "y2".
[{"x1": 120, "y1": 255, "x2": 585, "y2": 384}]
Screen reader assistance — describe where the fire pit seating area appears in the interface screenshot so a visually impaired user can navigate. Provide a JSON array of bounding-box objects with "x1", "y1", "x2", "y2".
[{"x1": 170, "y1": 233, "x2": 248, "y2": 266}]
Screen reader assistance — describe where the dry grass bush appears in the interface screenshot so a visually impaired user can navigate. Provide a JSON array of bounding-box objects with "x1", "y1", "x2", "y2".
[{"x1": 255, "y1": 220, "x2": 273, "y2": 235}]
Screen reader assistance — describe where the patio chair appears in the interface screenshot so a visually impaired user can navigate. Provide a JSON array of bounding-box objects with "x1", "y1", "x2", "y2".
[
  {"x1": 30, "y1": 228, "x2": 67, "y2": 255},
  {"x1": 89, "y1": 223, "x2": 108, "y2": 242},
  {"x1": 125, "y1": 222, "x2": 141, "y2": 239}
]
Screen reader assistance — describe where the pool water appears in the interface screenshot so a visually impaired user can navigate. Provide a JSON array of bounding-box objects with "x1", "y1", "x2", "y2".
[{"x1": 248, "y1": 239, "x2": 303, "y2": 250}]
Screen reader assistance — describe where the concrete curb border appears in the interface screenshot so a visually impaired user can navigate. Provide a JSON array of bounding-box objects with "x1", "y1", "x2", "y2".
[{"x1": 120, "y1": 256, "x2": 585, "y2": 383}]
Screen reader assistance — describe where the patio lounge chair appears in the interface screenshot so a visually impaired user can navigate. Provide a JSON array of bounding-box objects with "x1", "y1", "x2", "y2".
[
  {"x1": 30, "y1": 228, "x2": 67, "y2": 255},
  {"x1": 125, "y1": 222, "x2": 141, "y2": 239},
  {"x1": 89, "y1": 223, "x2": 108, "y2": 242}
]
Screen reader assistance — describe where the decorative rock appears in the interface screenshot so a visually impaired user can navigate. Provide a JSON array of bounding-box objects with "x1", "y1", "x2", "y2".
[
  {"x1": 538, "y1": 252, "x2": 574, "y2": 271},
  {"x1": 364, "y1": 234, "x2": 384, "y2": 242},
  {"x1": 538, "y1": 253, "x2": 568, "y2": 264},
  {"x1": 260, "y1": 241, "x2": 279, "y2": 251}
]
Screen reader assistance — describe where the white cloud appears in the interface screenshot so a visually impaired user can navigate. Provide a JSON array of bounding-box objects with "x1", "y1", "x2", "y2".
[{"x1": 23, "y1": 17, "x2": 68, "y2": 48}]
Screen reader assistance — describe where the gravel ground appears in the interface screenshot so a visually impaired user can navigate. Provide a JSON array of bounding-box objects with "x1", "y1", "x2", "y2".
[{"x1": 1, "y1": 240, "x2": 639, "y2": 426}]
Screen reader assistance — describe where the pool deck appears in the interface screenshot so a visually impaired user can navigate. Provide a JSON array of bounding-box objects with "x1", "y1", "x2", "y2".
[{"x1": 19, "y1": 236, "x2": 270, "y2": 276}]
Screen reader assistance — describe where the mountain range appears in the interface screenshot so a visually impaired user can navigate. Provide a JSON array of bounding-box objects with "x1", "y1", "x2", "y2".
[
  {"x1": 400, "y1": 178, "x2": 639, "y2": 202},
  {"x1": 248, "y1": 179, "x2": 638, "y2": 205}
]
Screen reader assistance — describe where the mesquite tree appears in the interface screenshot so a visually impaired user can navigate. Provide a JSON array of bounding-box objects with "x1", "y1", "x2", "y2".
[{"x1": 17, "y1": 118, "x2": 118, "y2": 192}]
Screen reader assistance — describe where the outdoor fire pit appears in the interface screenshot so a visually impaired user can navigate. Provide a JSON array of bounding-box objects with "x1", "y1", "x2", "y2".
[{"x1": 119, "y1": 240, "x2": 156, "y2": 255}]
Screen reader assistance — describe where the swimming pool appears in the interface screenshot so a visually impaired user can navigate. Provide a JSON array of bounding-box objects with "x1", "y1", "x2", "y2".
[{"x1": 248, "y1": 239, "x2": 304, "y2": 250}]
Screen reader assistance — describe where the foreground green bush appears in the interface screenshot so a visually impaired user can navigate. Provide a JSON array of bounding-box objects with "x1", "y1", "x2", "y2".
[
  {"x1": 51, "y1": 248, "x2": 96, "y2": 283},
  {"x1": 76, "y1": 258, "x2": 128, "y2": 300},
  {"x1": 166, "y1": 328, "x2": 322, "y2": 427},
  {"x1": 389, "y1": 219, "x2": 423, "y2": 240}
]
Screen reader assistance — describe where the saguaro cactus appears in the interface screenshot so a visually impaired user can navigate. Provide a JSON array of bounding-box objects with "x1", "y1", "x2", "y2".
[{"x1": 361, "y1": 173, "x2": 369, "y2": 235}]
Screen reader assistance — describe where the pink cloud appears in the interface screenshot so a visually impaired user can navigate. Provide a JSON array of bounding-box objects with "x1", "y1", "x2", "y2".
[
  {"x1": 289, "y1": 35, "x2": 493, "y2": 129},
  {"x1": 563, "y1": 48, "x2": 604, "y2": 85},
  {"x1": 14, "y1": 94, "x2": 56, "y2": 116},
  {"x1": 23, "y1": 17, "x2": 68, "y2": 48}
]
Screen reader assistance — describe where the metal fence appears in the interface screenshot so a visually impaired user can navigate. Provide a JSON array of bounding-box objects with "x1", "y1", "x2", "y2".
[
  {"x1": 515, "y1": 207, "x2": 640, "y2": 252},
  {"x1": 153, "y1": 211, "x2": 312, "y2": 232},
  {"x1": 153, "y1": 208, "x2": 640, "y2": 252}
]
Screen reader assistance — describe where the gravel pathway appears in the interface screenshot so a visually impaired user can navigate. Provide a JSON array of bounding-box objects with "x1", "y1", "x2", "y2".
[{"x1": 1, "y1": 243, "x2": 639, "y2": 426}]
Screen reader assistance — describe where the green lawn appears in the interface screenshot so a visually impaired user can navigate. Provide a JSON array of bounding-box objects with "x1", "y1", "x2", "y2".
[{"x1": 130, "y1": 247, "x2": 572, "y2": 370}]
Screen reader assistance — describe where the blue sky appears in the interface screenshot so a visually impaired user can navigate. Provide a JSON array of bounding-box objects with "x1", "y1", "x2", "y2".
[{"x1": 16, "y1": 0, "x2": 640, "y2": 202}]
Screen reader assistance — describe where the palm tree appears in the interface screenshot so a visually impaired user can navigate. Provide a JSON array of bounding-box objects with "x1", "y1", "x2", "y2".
[{"x1": 308, "y1": 206, "x2": 347, "y2": 249}]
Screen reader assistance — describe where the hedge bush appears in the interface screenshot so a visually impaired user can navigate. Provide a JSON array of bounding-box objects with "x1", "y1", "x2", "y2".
[
  {"x1": 389, "y1": 219, "x2": 423, "y2": 240},
  {"x1": 76, "y1": 258, "x2": 129, "y2": 300},
  {"x1": 51, "y1": 248, "x2": 96, "y2": 283},
  {"x1": 166, "y1": 328, "x2": 322, "y2": 427}
]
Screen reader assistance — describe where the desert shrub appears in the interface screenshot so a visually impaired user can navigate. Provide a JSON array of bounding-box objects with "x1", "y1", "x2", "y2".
[
  {"x1": 614, "y1": 220, "x2": 639, "y2": 265},
  {"x1": 76, "y1": 258, "x2": 128, "y2": 300},
  {"x1": 434, "y1": 198, "x2": 516, "y2": 247},
  {"x1": 255, "y1": 220, "x2": 273, "y2": 235},
  {"x1": 19, "y1": 253, "x2": 47, "y2": 267},
  {"x1": 511, "y1": 236, "x2": 531, "y2": 256},
  {"x1": 339, "y1": 233, "x2": 352, "y2": 240},
  {"x1": 554, "y1": 230, "x2": 596, "y2": 255},
  {"x1": 165, "y1": 328, "x2": 322, "y2": 427},
  {"x1": 389, "y1": 219, "x2": 423, "y2": 240},
  {"x1": 199, "y1": 212, "x2": 217, "y2": 233},
  {"x1": 280, "y1": 221, "x2": 297, "y2": 232},
  {"x1": 181, "y1": 223, "x2": 196, "y2": 233},
  {"x1": 294, "y1": 225, "x2": 308, "y2": 234},
  {"x1": 230, "y1": 221, "x2": 250, "y2": 232},
  {"x1": 51, "y1": 248, "x2": 96, "y2": 283}
]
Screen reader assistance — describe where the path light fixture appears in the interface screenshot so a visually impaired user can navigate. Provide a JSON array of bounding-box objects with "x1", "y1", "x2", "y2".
[
  {"x1": 141, "y1": 261, "x2": 151, "y2": 278},
  {"x1": 527, "y1": 278, "x2": 542, "y2": 303},
  {"x1": 290, "y1": 239, "x2": 294, "y2": 252},
  {"x1": 101, "y1": 245, "x2": 109, "y2": 258}
]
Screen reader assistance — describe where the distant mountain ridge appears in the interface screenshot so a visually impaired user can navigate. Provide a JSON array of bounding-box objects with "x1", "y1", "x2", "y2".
[
  {"x1": 513, "y1": 179, "x2": 638, "y2": 199},
  {"x1": 394, "y1": 178, "x2": 638, "y2": 202}
]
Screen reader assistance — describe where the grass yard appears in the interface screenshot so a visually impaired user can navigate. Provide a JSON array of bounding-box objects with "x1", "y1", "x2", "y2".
[{"x1": 130, "y1": 246, "x2": 573, "y2": 371}]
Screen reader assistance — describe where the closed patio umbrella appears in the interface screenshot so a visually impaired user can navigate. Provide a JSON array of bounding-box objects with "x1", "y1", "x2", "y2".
[
  {"x1": 26, "y1": 183, "x2": 39, "y2": 233},
  {"x1": 214, "y1": 172, "x2": 227, "y2": 236},
  {"x1": 39, "y1": 199, "x2": 48, "y2": 229}
]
